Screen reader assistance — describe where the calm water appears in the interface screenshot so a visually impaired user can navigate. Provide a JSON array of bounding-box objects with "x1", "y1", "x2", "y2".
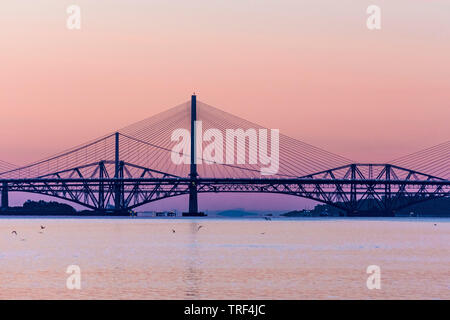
[{"x1": 0, "y1": 217, "x2": 449, "y2": 299}]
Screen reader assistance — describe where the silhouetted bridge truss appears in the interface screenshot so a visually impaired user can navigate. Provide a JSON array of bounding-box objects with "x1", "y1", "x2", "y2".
[{"x1": 1, "y1": 96, "x2": 449, "y2": 216}]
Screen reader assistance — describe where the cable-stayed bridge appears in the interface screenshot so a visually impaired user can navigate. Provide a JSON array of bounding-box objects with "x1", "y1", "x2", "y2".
[
  {"x1": 0, "y1": 95, "x2": 449, "y2": 216},
  {"x1": 0, "y1": 160, "x2": 16, "y2": 173}
]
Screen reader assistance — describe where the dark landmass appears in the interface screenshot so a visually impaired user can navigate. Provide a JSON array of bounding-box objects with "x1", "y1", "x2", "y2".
[
  {"x1": 282, "y1": 198, "x2": 450, "y2": 217},
  {"x1": 395, "y1": 198, "x2": 450, "y2": 217},
  {"x1": 0, "y1": 200, "x2": 129, "y2": 216},
  {"x1": 2, "y1": 200, "x2": 77, "y2": 215},
  {"x1": 1, "y1": 198, "x2": 448, "y2": 217}
]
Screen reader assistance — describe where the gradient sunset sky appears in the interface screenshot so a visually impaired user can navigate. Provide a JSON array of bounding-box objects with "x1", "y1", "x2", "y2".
[{"x1": 1, "y1": 1, "x2": 449, "y2": 210}]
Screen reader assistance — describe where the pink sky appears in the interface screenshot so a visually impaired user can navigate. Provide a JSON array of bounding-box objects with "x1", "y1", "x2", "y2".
[{"x1": 0, "y1": 1, "x2": 449, "y2": 210}]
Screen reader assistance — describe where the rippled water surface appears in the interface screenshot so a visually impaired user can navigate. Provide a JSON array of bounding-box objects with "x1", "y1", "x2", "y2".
[{"x1": 0, "y1": 217, "x2": 449, "y2": 299}]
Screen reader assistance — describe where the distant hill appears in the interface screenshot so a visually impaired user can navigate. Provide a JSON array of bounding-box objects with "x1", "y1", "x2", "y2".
[{"x1": 216, "y1": 209, "x2": 258, "y2": 217}]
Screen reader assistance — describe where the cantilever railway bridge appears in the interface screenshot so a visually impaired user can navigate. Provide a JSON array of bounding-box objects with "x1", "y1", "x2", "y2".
[{"x1": 1, "y1": 96, "x2": 449, "y2": 216}]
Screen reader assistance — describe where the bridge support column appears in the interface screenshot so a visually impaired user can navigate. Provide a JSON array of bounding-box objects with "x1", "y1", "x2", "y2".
[
  {"x1": 348, "y1": 164, "x2": 358, "y2": 216},
  {"x1": 113, "y1": 133, "x2": 125, "y2": 214},
  {"x1": 114, "y1": 161, "x2": 125, "y2": 213},
  {"x1": 99, "y1": 161, "x2": 105, "y2": 211},
  {"x1": 384, "y1": 164, "x2": 394, "y2": 216},
  {"x1": 1, "y1": 182, "x2": 9, "y2": 210},
  {"x1": 183, "y1": 94, "x2": 205, "y2": 217}
]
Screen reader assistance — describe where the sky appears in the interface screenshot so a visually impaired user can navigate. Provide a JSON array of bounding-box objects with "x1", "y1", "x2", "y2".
[{"x1": 0, "y1": 1, "x2": 449, "y2": 211}]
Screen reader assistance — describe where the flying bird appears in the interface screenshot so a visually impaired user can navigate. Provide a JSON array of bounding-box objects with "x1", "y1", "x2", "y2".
[
  {"x1": 197, "y1": 225, "x2": 203, "y2": 231},
  {"x1": 40, "y1": 225, "x2": 46, "y2": 230},
  {"x1": 264, "y1": 217, "x2": 271, "y2": 221},
  {"x1": 11, "y1": 231, "x2": 17, "y2": 235},
  {"x1": 172, "y1": 229, "x2": 176, "y2": 233}
]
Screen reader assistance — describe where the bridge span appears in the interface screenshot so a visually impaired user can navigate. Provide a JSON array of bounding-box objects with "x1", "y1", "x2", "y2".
[{"x1": 1, "y1": 96, "x2": 449, "y2": 216}]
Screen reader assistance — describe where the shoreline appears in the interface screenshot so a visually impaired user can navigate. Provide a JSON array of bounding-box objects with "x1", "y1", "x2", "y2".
[{"x1": 0, "y1": 215, "x2": 449, "y2": 220}]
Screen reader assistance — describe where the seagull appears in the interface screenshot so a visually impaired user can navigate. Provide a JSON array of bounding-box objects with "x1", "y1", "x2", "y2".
[
  {"x1": 40, "y1": 225, "x2": 46, "y2": 230},
  {"x1": 11, "y1": 231, "x2": 17, "y2": 235},
  {"x1": 197, "y1": 225, "x2": 203, "y2": 231}
]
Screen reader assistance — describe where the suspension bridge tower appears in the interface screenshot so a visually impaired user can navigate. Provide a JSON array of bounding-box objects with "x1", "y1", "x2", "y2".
[{"x1": 183, "y1": 94, "x2": 206, "y2": 216}]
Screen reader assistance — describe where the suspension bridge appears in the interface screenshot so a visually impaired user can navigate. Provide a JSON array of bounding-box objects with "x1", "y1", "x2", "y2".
[{"x1": 0, "y1": 95, "x2": 449, "y2": 216}]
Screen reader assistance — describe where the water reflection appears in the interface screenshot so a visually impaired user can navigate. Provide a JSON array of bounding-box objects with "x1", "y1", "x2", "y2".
[
  {"x1": 0, "y1": 218, "x2": 448, "y2": 299},
  {"x1": 183, "y1": 221, "x2": 203, "y2": 298}
]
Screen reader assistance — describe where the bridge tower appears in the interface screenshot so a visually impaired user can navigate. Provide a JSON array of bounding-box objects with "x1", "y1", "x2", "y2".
[{"x1": 183, "y1": 94, "x2": 205, "y2": 216}]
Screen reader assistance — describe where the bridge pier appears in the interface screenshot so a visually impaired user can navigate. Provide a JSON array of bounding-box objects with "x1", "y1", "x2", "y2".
[
  {"x1": 384, "y1": 164, "x2": 392, "y2": 213},
  {"x1": 113, "y1": 132, "x2": 126, "y2": 215},
  {"x1": 1, "y1": 182, "x2": 9, "y2": 210},
  {"x1": 348, "y1": 164, "x2": 357, "y2": 215},
  {"x1": 98, "y1": 161, "x2": 105, "y2": 211},
  {"x1": 113, "y1": 161, "x2": 125, "y2": 214},
  {"x1": 188, "y1": 180, "x2": 199, "y2": 213}
]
